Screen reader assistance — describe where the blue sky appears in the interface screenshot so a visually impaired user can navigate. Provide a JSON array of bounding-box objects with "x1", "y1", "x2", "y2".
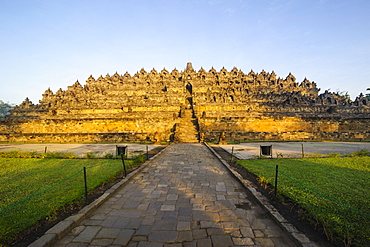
[{"x1": 1, "y1": 0, "x2": 369, "y2": 105}]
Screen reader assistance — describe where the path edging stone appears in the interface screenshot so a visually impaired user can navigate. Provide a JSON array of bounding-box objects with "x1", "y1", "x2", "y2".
[
  {"x1": 28, "y1": 144, "x2": 171, "y2": 247},
  {"x1": 204, "y1": 142, "x2": 320, "y2": 247}
]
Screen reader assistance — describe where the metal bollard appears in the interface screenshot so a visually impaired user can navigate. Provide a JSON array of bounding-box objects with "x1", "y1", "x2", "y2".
[
  {"x1": 83, "y1": 167, "x2": 88, "y2": 204},
  {"x1": 275, "y1": 165, "x2": 279, "y2": 197}
]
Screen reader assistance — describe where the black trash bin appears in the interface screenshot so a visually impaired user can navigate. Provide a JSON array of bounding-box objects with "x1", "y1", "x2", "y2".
[
  {"x1": 260, "y1": 145, "x2": 272, "y2": 157},
  {"x1": 116, "y1": 145, "x2": 127, "y2": 157}
]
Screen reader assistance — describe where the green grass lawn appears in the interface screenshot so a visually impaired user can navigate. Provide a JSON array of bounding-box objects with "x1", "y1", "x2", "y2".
[
  {"x1": 237, "y1": 157, "x2": 370, "y2": 246},
  {"x1": 0, "y1": 157, "x2": 138, "y2": 246}
]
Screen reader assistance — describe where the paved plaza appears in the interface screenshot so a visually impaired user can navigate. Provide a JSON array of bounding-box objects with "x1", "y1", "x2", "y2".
[
  {"x1": 52, "y1": 143, "x2": 298, "y2": 246},
  {"x1": 219, "y1": 141, "x2": 370, "y2": 159},
  {"x1": 2, "y1": 141, "x2": 368, "y2": 160},
  {"x1": 0, "y1": 142, "x2": 370, "y2": 159},
  {"x1": 0, "y1": 143, "x2": 161, "y2": 157}
]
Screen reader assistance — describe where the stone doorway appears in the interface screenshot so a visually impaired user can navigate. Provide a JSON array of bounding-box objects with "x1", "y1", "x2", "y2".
[
  {"x1": 186, "y1": 82, "x2": 193, "y2": 95},
  {"x1": 185, "y1": 82, "x2": 193, "y2": 109}
]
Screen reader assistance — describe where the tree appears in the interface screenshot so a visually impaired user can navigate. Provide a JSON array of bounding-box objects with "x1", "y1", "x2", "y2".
[
  {"x1": 366, "y1": 88, "x2": 370, "y2": 100},
  {"x1": 335, "y1": 90, "x2": 351, "y2": 102},
  {"x1": 0, "y1": 100, "x2": 14, "y2": 118}
]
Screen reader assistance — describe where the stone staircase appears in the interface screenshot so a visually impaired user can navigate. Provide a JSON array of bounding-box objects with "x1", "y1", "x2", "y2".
[{"x1": 174, "y1": 108, "x2": 199, "y2": 143}]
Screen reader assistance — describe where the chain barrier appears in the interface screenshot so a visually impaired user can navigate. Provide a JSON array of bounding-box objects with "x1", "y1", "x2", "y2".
[
  {"x1": 0, "y1": 169, "x2": 83, "y2": 214},
  {"x1": 247, "y1": 159, "x2": 370, "y2": 218},
  {"x1": 0, "y1": 155, "x2": 125, "y2": 215}
]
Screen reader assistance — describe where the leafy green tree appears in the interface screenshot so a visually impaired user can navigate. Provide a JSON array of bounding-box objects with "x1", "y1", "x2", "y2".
[
  {"x1": 335, "y1": 90, "x2": 352, "y2": 102},
  {"x1": 0, "y1": 100, "x2": 14, "y2": 118},
  {"x1": 366, "y1": 88, "x2": 370, "y2": 100}
]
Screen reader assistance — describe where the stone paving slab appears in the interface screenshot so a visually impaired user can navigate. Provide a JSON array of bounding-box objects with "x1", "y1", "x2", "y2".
[{"x1": 47, "y1": 143, "x2": 307, "y2": 246}]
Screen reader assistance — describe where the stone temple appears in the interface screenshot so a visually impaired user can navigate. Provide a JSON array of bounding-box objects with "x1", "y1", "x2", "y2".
[{"x1": 0, "y1": 62, "x2": 369, "y2": 143}]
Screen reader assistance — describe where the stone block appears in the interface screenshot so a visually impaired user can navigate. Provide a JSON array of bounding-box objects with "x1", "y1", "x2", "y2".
[{"x1": 148, "y1": 230, "x2": 178, "y2": 243}]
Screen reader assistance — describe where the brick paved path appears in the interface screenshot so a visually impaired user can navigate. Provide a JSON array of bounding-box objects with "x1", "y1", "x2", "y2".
[{"x1": 56, "y1": 143, "x2": 296, "y2": 246}]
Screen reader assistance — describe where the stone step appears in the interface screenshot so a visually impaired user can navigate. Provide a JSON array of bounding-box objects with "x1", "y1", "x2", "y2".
[
  {"x1": 177, "y1": 129, "x2": 198, "y2": 133},
  {"x1": 176, "y1": 138, "x2": 199, "y2": 143},
  {"x1": 177, "y1": 134, "x2": 198, "y2": 139},
  {"x1": 177, "y1": 133, "x2": 198, "y2": 138},
  {"x1": 175, "y1": 131, "x2": 199, "y2": 143},
  {"x1": 175, "y1": 109, "x2": 199, "y2": 143},
  {"x1": 178, "y1": 140, "x2": 199, "y2": 143},
  {"x1": 176, "y1": 131, "x2": 198, "y2": 136},
  {"x1": 178, "y1": 123, "x2": 197, "y2": 127}
]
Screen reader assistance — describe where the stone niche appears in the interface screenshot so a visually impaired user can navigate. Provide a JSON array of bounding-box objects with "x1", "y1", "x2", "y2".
[{"x1": 0, "y1": 63, "x2": 369, "y2": 143}]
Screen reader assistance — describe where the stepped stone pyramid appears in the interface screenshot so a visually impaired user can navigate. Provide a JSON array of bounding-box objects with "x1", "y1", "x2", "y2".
[{"x1": 0, "y1": 62, "x2": 369, "y2": 143}]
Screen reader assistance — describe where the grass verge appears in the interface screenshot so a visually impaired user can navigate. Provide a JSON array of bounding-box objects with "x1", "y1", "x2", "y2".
[
  {"x1": 237, "y1": 157, "x2": 370, "y2": 246},
  {"x1": 0, "y1": 155, "x2": 143, "y2": 246}
]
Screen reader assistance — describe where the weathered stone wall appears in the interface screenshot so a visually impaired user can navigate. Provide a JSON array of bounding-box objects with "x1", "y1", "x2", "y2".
[
  {"x1": 195, "y1": 102, "x2": 370, "y2": 141},
  {"x1": 1, "y1": 62, "x2": 369, "y2": 143},
  {"x1": 198, "y1": 115, "x2": 370, "y2": 141},
  {"x1": 0, "y1": 115, "x2": 179, "y2": 143}
]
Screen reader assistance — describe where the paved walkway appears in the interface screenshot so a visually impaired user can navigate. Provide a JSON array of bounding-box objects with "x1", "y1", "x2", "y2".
[{"x1": 55, "y1": 143, "x2": 296, "y2": 246}]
